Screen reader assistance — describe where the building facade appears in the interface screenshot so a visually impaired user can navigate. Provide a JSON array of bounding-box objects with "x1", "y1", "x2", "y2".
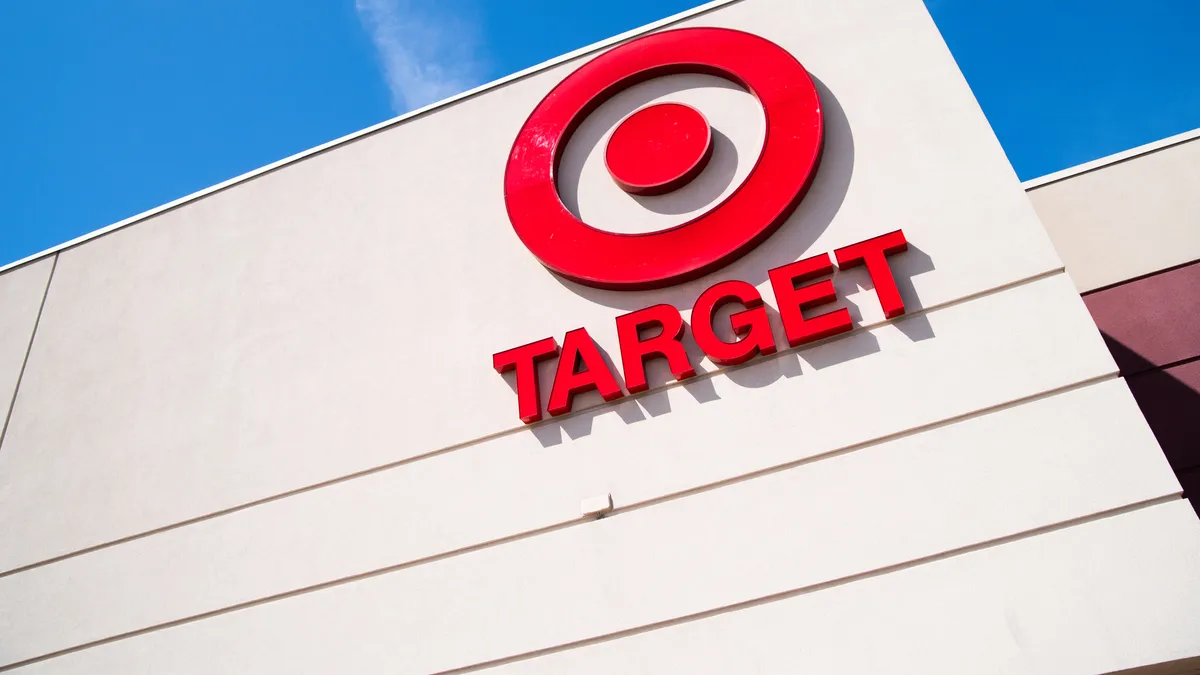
[{"x1": 0, "y1": 0, "x2": 1198, "y2": 672}]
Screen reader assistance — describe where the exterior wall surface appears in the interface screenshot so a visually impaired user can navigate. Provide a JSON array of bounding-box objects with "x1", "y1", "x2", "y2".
[{"x1": 1, "y1": 0, "x2": 1198, "y2": 673}]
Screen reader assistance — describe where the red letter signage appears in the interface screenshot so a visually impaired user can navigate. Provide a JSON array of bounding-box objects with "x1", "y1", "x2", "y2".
[
  {"x1": 493, "y1": 337, "x2": 560, "y2": 424},
  {"x1": 547, "y1": 328, "x2": 625, "y2": 416},
  {"x1": 768, "y1": 253, "x2": 853, "y2": 348},
  {"x1": 615, "y1": 304, "x2": 696, "y2": 394},
  {"x1": 692, "y1": 280, "x2": 777, "y2": 366},
  {"x1": 494, "y1": 233, "x2": 914, "y2": 423},
  {"x1": 834, "y1": 230, "x2": 910, "y2": 319}
]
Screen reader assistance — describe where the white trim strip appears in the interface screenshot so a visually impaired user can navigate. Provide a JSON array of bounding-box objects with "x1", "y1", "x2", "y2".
[
  {"x1": 0, "y1": 0, "x2": 745, "y2": 277},
  {"x1": 1021, "y1": 126, "x2": 1200, "y2": 190}
]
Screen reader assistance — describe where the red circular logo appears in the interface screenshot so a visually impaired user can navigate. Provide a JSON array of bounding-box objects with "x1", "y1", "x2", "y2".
[{"x1": 503, "y1": 27, "x2": 824, "y2": 291}]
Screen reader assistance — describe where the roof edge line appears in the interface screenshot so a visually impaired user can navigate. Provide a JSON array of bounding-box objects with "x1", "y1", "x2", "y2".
[
  {"x1": 1021, "y1": 126, "x2": 1200, "y2": 191},
  {"x1": 0, "y1": 0, "x2": 744, "y2": 277}
]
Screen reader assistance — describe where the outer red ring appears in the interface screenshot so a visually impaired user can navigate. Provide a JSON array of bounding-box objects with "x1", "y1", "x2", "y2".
[{"x1": 503, "y1": 27, "x2": 824, "y2": 290}]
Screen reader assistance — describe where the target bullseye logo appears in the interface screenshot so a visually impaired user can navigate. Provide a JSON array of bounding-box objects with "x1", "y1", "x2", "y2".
[
  {"x1": 503, "y1": 27, "x2": 824, "y2": 290},
  {"x1": 494, "y1": 26, "x2": 913, "y2": 425}
]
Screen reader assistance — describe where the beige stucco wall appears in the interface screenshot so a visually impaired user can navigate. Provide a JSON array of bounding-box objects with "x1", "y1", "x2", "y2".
[{"x1": 1028, "y1": 134, "x2": 1200, "y2": 293}]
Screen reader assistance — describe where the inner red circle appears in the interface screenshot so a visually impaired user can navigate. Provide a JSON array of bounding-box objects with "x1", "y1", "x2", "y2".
[{"x1": 604, "y1": 103, "x2": 712, "y2": 196}]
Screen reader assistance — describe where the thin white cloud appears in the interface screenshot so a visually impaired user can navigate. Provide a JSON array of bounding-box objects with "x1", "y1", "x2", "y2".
[{"x1": 355, "y1": 0, "x2": 487, "y2": 113}]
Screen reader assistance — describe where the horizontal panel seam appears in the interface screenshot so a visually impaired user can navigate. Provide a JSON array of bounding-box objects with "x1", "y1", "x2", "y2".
[
  {"x1": 1, "y1": 491, "x2": 1177, "y2": 672},
  {"x1": 612, "y1": 372, "x2": 1121, "y2": 518},
  {"x1": 433, "y1": 496, "x2": 1185, "y2": 675},
  {"x1": 1082, "y1": 258, "x2": 1200, "y2": 297},
  {"x1": 0, "y1": 372, "x2": 1134, "y2": 671},
  {"x1": 0, "y1": 266, "x2": 1073, "y2": 578},
  {"x1": 0, "y1": 266, "x2": 1070, "y2": 578}
]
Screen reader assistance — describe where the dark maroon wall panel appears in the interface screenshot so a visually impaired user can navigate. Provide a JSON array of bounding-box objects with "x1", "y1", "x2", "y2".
[
  {"x1": 1126, "y1": 360, "x2": 1200, "y2": 474},
  {"x1": 1084, "y1": 260, "x2": 1200, "y2": 517},
  {"x1": 1084, "y1": 261, "x2": 1200, "y2": 376}
]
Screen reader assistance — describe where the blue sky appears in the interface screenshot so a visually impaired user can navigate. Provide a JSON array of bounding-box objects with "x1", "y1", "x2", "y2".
[{"x1": 1, "y1": 0, "x2": 1197, "y2": 267}]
